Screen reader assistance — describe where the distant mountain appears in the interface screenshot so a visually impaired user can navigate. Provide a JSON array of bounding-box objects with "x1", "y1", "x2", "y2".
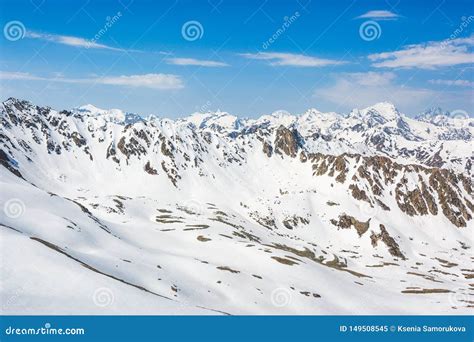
[{"x1": 0, "y1": 97, "x2": 472, "y2": 315}]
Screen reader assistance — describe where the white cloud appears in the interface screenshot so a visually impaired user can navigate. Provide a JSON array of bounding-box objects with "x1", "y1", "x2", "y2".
[
  {"x1": 356, "y1": 10, "x2": 400, "y2": 20},
  {"x1": 165, "y1": 58, "x2": 229, "y2": 67},
  {"x1": 0, "y1": 71, "x2": 183, "y2": 90},
  {"x1": 26, "y1": 31, "x2": 123, "y2": 51},
  {"x1": 369, "y1": 36, "x2": 474, "y2": 69},
  {"x1": 98, "y1": 74, "x2": 183, "y2": 89},
  {"x1": 429, "y1": 79, "x2": 474, "y2": 87},
  {"x1": 0, "y1": 71, "x2": 44, "y2": 81},
  {"x1": 314, "y1": 72, "x2": 435, "y2": 109},
  {"x1": 348, "y1": 71, "x2": 396, "y2": 86},
  {"x1": 240, "y1": 52, "x2": 344, "y2": 67}
]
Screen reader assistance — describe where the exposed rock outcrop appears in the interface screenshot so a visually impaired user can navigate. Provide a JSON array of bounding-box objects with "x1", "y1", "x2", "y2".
[
  {"x1": 330, "y1": 214, "x2": 370, "y2": 236},
  {"x1": 274, "y1": 125, "x2": 300, "y2": 158},
  {"x1": 370, "y1": 224, "x2": 406, "y2": 260}
]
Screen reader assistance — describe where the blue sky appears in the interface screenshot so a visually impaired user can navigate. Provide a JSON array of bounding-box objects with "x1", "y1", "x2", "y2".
[{"x1": 0, "y1": 0, "x2": 473, "y2": 118}]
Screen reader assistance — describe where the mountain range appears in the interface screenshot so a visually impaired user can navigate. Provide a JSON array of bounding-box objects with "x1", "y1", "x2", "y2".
[{"x1": 0, "y1": 97, "x2": 472, "y2": 314}]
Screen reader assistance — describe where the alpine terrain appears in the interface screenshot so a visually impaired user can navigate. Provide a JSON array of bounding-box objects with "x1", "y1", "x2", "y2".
[{"x1": 0, "y1": 97, "x2": 472, "y2": 315}]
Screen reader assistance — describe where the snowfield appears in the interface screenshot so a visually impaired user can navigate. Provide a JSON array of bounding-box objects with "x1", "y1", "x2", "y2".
[{"x1": 0, "y1": 98, "x2": 472, "y2": 314}]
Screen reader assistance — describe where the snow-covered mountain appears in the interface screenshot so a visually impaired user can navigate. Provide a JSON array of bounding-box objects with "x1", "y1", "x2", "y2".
[{"x1": 0, "y1": 97, "x2": 472, "y2": 314}]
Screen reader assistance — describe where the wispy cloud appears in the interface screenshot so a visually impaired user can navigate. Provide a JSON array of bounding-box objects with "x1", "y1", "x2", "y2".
[
  {"x1": 165, "y1": 57, "x2": 229, "y2": 67},
  {"x1": 98, "y1": 74, "x2": 184, "y2": 89},
  {"x1": 349, "y1": 71, "x2": 396, "y2": 86},
  {"x1": 26, "y1": 31, "x2": 123, "y2": 51},
  {"x1": 240, "y1": 52, "x2": 344, "y2": 67},
  {"x1": 356, "y1": 10, "x2": 400, "y2": 20},
  {"x1": 0, "y1": 71, "x2": 183, "y2": 90},
  {"x1": 369, "y1": 35, "x2": 474, "y2": 69},
  {"x1": 0, "y1": 71, "x2": 44, "y2": 81},
  {"x1": 314, "y1": 72, "x2": 435, "y2": 109},
  {"x1": 429, "y1": 79, "x2": 474, "y2": 87}
]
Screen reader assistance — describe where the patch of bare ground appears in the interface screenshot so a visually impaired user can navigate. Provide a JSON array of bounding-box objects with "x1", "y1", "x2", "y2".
[
  {"x1": 157, "y1": 208, "x2": 172, "y2": 214},
  {"x1": 176, "y1": 205, "x2": 201, "y2": 215},
  {"x1": 435, "y1": 257, "x2": 458, "y2": 268},
  {"x1": 271, "y1": 256, "x2": 299, "y2": 265},
  {"x1": 197, "y1": 235, "x2": 211, "y2": 242},
  {"x1": 299, "y1": 291, "x2": 321, "y2": 298},
  {"x1": 216, "y1": 266, "x2": 240, "y2": 273},
  {"x1": 282, "y1": 215, "x2": 309, "y2": 230},
  {"x1": 232, "y1": 230, "x2": 261, "y2": 242},
  {"x1": 209, "y1": 215, "x2": 242, "y2": 229},
  {"x1": 249, "y1": 212, "x2": 276, "y2": 230},
  {"x1": 370, "y1": 224, "x2": 406, "y2": 260},
  {"x1": 266, "y1": 243, "x2": 371, "y2": 278},
  {"x1": 402, "y1": 288, "x2": 451, "y2": 294},
  {"x1": 429, "y1": 269, "x2": 459, "y2": 277},
  {"x1": 155, "y1": 214, "x2": 184, "y2": 223},
  {"x1": 366, "y1": 262, "x2": 399, "y2": 268},
  {"x1": 407, "y1": 271, "x2": 443, "y2": 283},
  {"x1": 184, "y1": 224, "x2": 210, "y2": 231}
]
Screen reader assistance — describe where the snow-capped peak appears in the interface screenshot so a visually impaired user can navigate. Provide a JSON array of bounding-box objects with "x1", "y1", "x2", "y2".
[
  {"x1": 416, "y1": 107, "x2": 453, "y2": 127},
  {"x1": 362, "y1": 102, "x2": 400, "y2": 119},
  {"x1": 76, "y1": 104, "x2": 106, "y2": 114},
  {"x1": 300, "y1": 108, "x2": 340, "y2": 121},
  {"x1": 73, "y1": 105, "x2": 143, "y2": 125},
  {"x1": 348, "y1": 102, "x2": 401, "y2": 127},
  {"x1": 252, "y1": 110, "x2": 296, "y2": 128},
  {"x1": 417, "y1": 107, "x2": 450, "y2": 119},
  {"x1": 179, "y1": 111, "x2": 243, "y2": 132}
]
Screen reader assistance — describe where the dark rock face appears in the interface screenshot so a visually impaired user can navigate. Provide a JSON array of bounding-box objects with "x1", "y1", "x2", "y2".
[
  {"x1": 117, "y1": 136, "x2": 147, "y2": 160},
  {"x1": 299, "y1": 151, "x2": 308, "y2": 163},
  {"x1": 428, "y1": 169, "x2": 472, "y2": 227},
  {"x1": 262, "y1": 141, "x2": 273, "y2": 157},
  {"x1": 282, "y1": 215, "x2": 309, "y2": 230},
  {"x1": 395, "y1": 178, "x2": 438, "y2": 217},
  {"x1": 71, "y1": 132, "x2": 86, "y2": 147},
  {"x1": 310, "y1": 153, "x2": 473, "y2": 228},
  {"x1": 160, "y1": 137, "x2": 174, "y2": 157},
  {"x1": 274, "y1": 125, "x2": 299, "y2": 158},
  {"x1": 144, "y1": 161, "x2": 158, "y2": 175},
  {"x1": 0, "y1": 149, "x2": 23, "y2": 178},
  {"x1": 161, "y1": 161, "x2": 180, "y2": 187},
  {"x1": 312, "y1": 154, "x2": 350, "y2": 183},
  {"x1": 330, "y1": 214, "x2": 370, "y2": 236},
  {"x1": 349, "y1": 184, "x2": 369, "y2": 202},
  {"x1": 370, "y1": 224, "x2": 406, "y2": 260},
  {"x1": 106, "y1": 143, "x2": 119, "y2": 164}
]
